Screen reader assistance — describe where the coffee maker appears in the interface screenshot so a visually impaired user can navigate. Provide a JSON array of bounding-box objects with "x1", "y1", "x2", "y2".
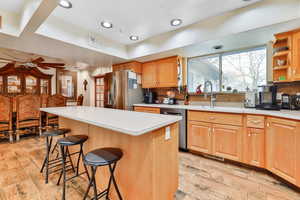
[
  {"x1": 143, "y1": 90, "x2": 156, "y2": 104},
  {"x1": 256, "y1": 85, "x2": 280, "y2": 110}
]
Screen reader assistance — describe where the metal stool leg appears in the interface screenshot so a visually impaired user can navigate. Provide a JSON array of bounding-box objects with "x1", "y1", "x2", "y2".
[
  {"x1": 83, "y1": 166, "x2": 96, "y2": 200},
  {"x1": 60, "y1": 145, "x2": 67, "y2": 200},
  {"x1": 109, "y1": 162, "x2": 123, "y2": 200}
]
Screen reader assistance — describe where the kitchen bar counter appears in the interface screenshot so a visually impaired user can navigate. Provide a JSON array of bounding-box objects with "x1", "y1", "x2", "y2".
[
  {"x1": 41, "y1": 106, "x2": 181, "y2": 200},
  {"x1": 134, "y1": 103, "x2": 300, "y2": 120},
  {"x1": 41, "y1": 106, "x2": 181, "y2": 135}
]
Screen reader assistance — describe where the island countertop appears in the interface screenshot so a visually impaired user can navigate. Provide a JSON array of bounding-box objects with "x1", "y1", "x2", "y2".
[{"x1": 40, "y1": 106, "x2": 182, "y2": 136}]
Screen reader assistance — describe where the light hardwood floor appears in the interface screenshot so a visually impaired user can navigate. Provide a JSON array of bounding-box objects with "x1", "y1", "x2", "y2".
[{"x1": 0, "y1": 137, "x2": 300, "y2": 200}]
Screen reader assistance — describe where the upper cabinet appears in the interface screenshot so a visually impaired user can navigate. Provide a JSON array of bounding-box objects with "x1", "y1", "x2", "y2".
[
  {"x1": 112, "y1": 61, "x2": 142, "y2": 74},
  {"x1": 292, "y1": 31, "x2": 300, "y2": 81},
  {"x1": 273, "y1": 28, "x2": 300, "y2": 83},
  {"x1": 142, "y1": 56, "x2": 182, "y2": 88}
]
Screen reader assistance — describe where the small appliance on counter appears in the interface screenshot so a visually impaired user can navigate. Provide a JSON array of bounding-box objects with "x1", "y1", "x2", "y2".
[
  {"x1": 162, "y1": 97, "x2": 177, "y2": 105},
  {"x1": 163, "y1": 90, "x2": 177, "y2": 105},
  {"x1": 256, "y1": 85, "x2": 281, "y2": 110},
  {"x1": 144, "y1": 90, "x2": 156, "y2": 104},
  {"x1": 291, "y1": 95, "x2": 300, "y2": 110},
  {"x1": 244, "y1": 91, "x2": 257, "y2": 108},
  {"x1": 281, "y1": 93, "x2": 291, "y2": 109}
]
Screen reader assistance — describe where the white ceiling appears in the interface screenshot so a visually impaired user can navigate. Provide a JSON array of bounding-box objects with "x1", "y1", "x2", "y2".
[
  {"x1": 50, "y1": 0, "x2": 263, "y2": 45},
  {"x1": 0, "y1": 0, "x2": 28, "y2": 13}
]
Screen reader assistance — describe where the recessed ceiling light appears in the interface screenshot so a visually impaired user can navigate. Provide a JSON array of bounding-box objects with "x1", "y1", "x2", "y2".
[
  {"x1": 58, "y1": 0, "x2": 72, "y2": 9},
  {"x1": 129, "y1": 35, "x2": 139, "y2": 41},
  {"x1": 170, "y1": 19, "x2": 182, "y2": 26},
  {"x1": 213, "y1": 45, "x2": 223, "y2": 50},
  {"x1": 101, "y1": 21, "x2": 113, "y2": 29}
]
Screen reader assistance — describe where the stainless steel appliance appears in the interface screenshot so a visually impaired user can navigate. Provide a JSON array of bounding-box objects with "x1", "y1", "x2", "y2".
[
  {"x1": 160, "y1": 108, "x2": 187, "y2": 151},
  {"x1": 256, "y1": 85, "x2": 280, "y2": 110},
  {"x1": 144, "y1": 90, "x2": 156, "y2": 104},
  {"x1": 244, "y1": 91, "x2": 257, "y2": 108},
  {"x1": 105, "y1": 70, "x2": 143, "y2": 110},
  {"x1": 291, "y1": 95, "x2": 300, "y2": 110},
  {"x1": 281, "y1": 93, "x2": 291, "y2": 109}
]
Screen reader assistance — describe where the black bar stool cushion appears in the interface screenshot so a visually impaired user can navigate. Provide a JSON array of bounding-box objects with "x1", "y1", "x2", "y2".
[
  {"x1": 58, "y1": 135, "x2": 88, "y2": 146},
  {"x1": 84, "y1": 148, "x2": 123, "y2": 166},
  {"x1": 42, "y1": 128, "x2": 71, "y2": 137}
]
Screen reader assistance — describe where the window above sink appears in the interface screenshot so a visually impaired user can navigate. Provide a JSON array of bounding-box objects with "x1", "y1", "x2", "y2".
[{"x1": 187, "y1": 46, "x2": 267, "y2": 94}]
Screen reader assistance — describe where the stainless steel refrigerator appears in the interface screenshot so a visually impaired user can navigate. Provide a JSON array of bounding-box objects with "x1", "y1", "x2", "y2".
[{"x1": 104, "y1": 70, "x2": 143, "y2": 110}]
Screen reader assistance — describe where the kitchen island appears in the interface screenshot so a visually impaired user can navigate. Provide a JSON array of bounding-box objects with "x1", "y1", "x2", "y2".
[{"x1": 40, "y1": 106, "x2": 182, "y2": 200}]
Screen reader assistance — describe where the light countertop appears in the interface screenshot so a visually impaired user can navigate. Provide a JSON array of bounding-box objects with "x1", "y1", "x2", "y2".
[
  {"x1": 40, "y1": 106, "x2": 182, "y2": 136},
  {"x1": 133, "y1": 104, "x2": 300, "y2": 121}
]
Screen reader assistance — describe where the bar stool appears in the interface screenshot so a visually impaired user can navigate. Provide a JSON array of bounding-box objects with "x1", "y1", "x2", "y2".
[
  {"x1": 83, "y1": 148, "x2": 123, "y2": 200},
  {"x1": 57, "y1": 135, "x2": 90, "y2": 200},
  {"x1": 40, "y1": 128, "x2": 71, "y2": 184}
]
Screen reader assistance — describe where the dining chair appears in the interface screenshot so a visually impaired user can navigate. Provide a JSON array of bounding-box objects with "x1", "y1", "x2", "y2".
[
  {"x1": 46, "y1": 94, "x2": 67, "y2": 127},
  {"x1": 16, "y1": 95, "x2": 42, "y2": 141},
  {"x1": 0, "y1": 95, "x2": 13, "y2": 142}
]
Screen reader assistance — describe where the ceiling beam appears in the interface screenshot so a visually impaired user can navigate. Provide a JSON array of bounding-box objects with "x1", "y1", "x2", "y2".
[{"x1": 20, "y1": 0, "x2": 57, "y2": 36}]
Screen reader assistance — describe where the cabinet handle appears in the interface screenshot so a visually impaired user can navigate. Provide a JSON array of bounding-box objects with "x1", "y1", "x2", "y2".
[
  {"x1": 248, "y1": 133, "x2": 251, "y2": 137},
  {"x1": 209, "y1": 117, "x2": 216, "y2": 120},
  {"x1": 267, "y1": 123, "x2": 270, "y2": 127}
]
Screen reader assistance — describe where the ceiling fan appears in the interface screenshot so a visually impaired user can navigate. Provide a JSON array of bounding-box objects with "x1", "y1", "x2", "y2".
[{"x1": 0, "y1": 57, "x2": 65, "y2": 70}]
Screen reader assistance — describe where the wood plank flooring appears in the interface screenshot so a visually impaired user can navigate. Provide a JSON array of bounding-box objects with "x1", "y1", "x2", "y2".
[{"x1": 0, "y1": 137, "x2": 300, "y2": 200}]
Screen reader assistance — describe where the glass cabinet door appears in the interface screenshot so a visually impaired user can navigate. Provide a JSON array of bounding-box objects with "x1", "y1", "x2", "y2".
[
  {"x1": 0, "y1": 76, "x2": 3, "y2": 94},
  {"x1": 95, "y1": 77, "x2": 105, "y2": 107},
  {"x1": 7, "y1": 75, "x2": 21, "y2": 94},
  {"x1": 40, "y1": 79, "x2": 49, "y2": 94},
  {"x1": 25, "y1": 75, "x2": 38, "y2": 94}
]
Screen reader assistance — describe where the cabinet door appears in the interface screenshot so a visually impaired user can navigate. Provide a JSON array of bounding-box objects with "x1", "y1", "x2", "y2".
[
  {"x1": 244, "y1": 128, "x2": 265, "y2": 168},
  {"x1": 266, "y1": 118, "x2": 300, "y2": 184},
  {"x1": 142, "y1": 61, "x2": 157, "y2": 88},
  {"x1": 156, "y1": 57, "x2": 178, "y2": 88},
  {"x1": 212, "y1": 124, "x2": 242, "y2": 161},
  {"x1": 293, "y1": 31, "x2": 300, "y2": 80},
  {"x1": 188, "y1": 121, "x2": 212, "y2": 154}
]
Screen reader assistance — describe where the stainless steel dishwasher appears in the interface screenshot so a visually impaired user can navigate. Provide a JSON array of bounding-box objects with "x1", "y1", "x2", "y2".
[{"x1": 160, "y1": 108, "x2": 187, "y2": 151}]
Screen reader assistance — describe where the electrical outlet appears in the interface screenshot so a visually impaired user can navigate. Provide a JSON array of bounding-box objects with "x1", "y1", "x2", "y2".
[{"x1": 165, "y1": 126, "x2": 171, "y2": 140}]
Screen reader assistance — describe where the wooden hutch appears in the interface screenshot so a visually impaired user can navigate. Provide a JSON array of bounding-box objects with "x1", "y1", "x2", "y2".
[{"x1": 0, "y1": 63, "x2": 52, "y2": 96}]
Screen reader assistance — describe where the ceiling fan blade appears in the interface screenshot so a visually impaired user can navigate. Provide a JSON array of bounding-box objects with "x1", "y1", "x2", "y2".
[
  {"x1": 37, "y1": 66, "x2": 50, "y2": 70},
  {"x1": 38, "y1": 63, "x2": 65, "y2": 67},
  {"x1": 32, "y1": 57, "x2": 45, "y2": 63},
  {"x1": 0, "y1": 57, "x2": 16, "y2": 62}
]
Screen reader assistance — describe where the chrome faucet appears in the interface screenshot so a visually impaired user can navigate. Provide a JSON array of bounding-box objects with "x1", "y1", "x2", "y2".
[{"x1": 204, "y1": 80, "x2": 216, "y2": 108}]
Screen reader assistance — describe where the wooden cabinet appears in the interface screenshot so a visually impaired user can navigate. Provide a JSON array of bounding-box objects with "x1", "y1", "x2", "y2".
[
  {"x1": 112, "y1": 61, "x2": 142, "y2": 74},
  {"x1": 156, "y1": 57, "x2": 179, "y2": 88},
  {"x1": 142, "y1": 61, "x2": 158, "y2": 88},
  {"x1": 0, "y1": 63, "x2": 52, "y2": 96},
  {"x1": 266, "y1": 117, "x2": 300, "y2": 185},
  {"x1": 142, "y1": 56, "x2": 180, "y2": 88},
  {"x1": 134, "y1": 106, "x2": 160, "y2": 114},
  {"x1": 244, "y1": 128, "x2": 265, "y2": 167},
  {"x1": 188, "y1": 121, "x2": 211, "y2": 154},
  {"x1": 272, "y1": 28, "x2": 300, "y2": 82},
  {"x1": 212, "y1": 124, "x2": 242, "y2": 161},
  {"x1": 188, "y1": 111, "x2": 243, "y2": 162},
  {"x1": 292, "y1": 31, "x2": 300, "y2": 80}
]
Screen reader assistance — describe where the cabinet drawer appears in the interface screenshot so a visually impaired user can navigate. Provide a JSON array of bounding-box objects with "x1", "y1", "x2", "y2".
[
  {"x1": 134, "y1": 106, "x2": 160, "y2": 114},
  {"x1": 246, "y1": 115, "x2": 265, "y2": 128},
  {"x1": 188, "y1": 111, "x2": 242, "y2": 126}
]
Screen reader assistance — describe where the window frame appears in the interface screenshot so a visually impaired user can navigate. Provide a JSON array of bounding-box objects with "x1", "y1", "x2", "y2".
[{"x1": 187, "y1": 45, "x2": 267, "y2": 94}]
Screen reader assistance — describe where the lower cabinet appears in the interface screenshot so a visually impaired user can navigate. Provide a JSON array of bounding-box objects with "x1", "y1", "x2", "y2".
[
  {"x1": 244, "y1": 128, "x2": 265, "y2": 167},
  {"x1": 188, "y1": 121, "x2": 211, "y2": 154},
  {"x1": 266, "y1": 117, "x2": 300, "y2": 185},
  {"x1": 134, "y1": 106, "x2": 160, "y2": 114},
  {"x1": 212, "y1": 124, "x2": 242, "y2": 162},
  {"x1": 188, "y1": 117, "x2": 242, "y2": 161}
]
